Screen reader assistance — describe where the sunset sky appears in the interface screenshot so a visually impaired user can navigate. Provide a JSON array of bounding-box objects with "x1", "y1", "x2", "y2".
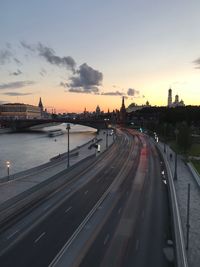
[{"x1": 0, "y1": 0, "x2": 200, "y2": 113}]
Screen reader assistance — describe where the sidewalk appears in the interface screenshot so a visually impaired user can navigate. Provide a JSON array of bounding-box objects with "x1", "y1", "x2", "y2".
[
  {"x1": 0, "y1": 129, "x2": 114, "y2": 205},
  {"x1": 158, "y1": 142, "x2": 200, "y2": 267}
]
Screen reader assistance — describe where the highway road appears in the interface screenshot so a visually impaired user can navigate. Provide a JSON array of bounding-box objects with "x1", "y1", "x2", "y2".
[
  {"x1": 0, "y1": 129, "x2": 135, "y2": 266},
  {"x1": 0, "y1": 129, "x2": 174, "y2": 267},
  {"x1": 76, "y1": 130, "x2": 174, "y2": 267}
]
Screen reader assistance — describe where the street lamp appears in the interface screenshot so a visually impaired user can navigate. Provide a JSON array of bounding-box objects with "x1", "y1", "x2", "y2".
[
  {"x1": 174, "y1": 129, "x2": 179, "y2": 180},
  {"x1": 106, "y1": 129, "x2": 108, "y2": 148},
  {"x1": 164, "y1": 123, "x2": 167, "y2": 153},
  {"x1": 6, "y1": 160, "x2": 10, "y2": 180},
  {"x1": 174, "y1": 152, "x2": 178, "y2": 180},
  {"x1": 66, "y1": 123, "x2": 70, "y2": 168}
]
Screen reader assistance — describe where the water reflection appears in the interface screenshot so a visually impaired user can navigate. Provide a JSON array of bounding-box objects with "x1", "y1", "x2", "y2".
[{"x1": 0, "y1": 124, "x2": 96, "y2": 177}]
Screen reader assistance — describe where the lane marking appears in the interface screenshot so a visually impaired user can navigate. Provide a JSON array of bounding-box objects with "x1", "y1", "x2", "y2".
[
  {"x1": 136, "y1": 239, "x2": 140, "y2": 251},
  {"x1": 104, "y1": 234, "x2": 110, "y2": 245},
  {"x1": 65, "y1": 206, "x2": 72, "y2": 213},
  {"x1": 34, "y1": 232, "x2": 46, "y2": 243},
  {"x1": 43, "y1": 204, "x2": 50, "y2": 211},
  {"x1": 118, "y1": 208, "x2": 122, "y2": 214},
  {"x1": 7, "y1": 230, "x2": 19, "y2": 240},
  {"x1": 84, "y1": 190, "x2": 88, "y2": 195}
]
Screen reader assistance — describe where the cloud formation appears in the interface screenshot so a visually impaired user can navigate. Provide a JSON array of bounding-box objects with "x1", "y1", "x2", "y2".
[
  {"x1": 60, "y1": 82, "x2": 69, "y2": 88},
  {"x1": 193, "y1": 57, "x2": 200, "y2": 69},
  {"x1": 39, "y1": 68, "x2": 47, "y2": 77},
  {"x1": 20, "y1": 41, "x2": 35, "y2": 52},
  {"x1": 127, "y1": 88, "x2": 140, "y2": 96},
  {"x1": 14, "y1": 58, "x2": 22, "y2": 65},
  {"x1": 68, "y1": 63, "x2": 103, "y2": 93},
  {"x1": 0, "y1": 81, "x2": 35, "y2": 90},
  {"x1": 101, "y1": 91, "x2": 124, "y2": 96},
  {"x1": 37, "y1": 43, "x2": 76, "y2": 72},
  {"x1": 0, "y1": 49, "x2": 12, "y2": 65},
  {"x1": 10, "y1": 69, "x2": 22, "y2": 76},
  {"x1": 3, "y1": 92, "x2": 33, "y2": 96},
  {"x1": 20, "y1": 41, "x2": 77, "y2": 72}
]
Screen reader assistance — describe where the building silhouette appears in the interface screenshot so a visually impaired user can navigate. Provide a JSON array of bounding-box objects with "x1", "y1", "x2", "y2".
[{"x1": 167, "y1": 88, "x2": 185, "y2": 107}]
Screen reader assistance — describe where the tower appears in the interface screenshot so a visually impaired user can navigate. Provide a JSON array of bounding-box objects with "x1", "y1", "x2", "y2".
[
  {"x1": 120, "y1": 96, "x2": 126, "y2": 123},
  {"x1": 168, "y1": 88, "x2": 172, "y2": 107},
  {"x1": 38, "y1": 97, "x2": 44, "y2": 117},
  {"x1": 38, "y1": 97, "x2": 43, "y2": 111},
  {"x1": 175, "y1": 94, "x2": 179, "y2": 103},
  {"x1": 96, "y1": 105, "x2": 101, "y2": 116}
]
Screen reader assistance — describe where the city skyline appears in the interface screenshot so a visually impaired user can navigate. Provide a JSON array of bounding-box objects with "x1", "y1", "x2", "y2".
[{"x1": 1, "y1": 0, "x2": 200, "y2": 113}]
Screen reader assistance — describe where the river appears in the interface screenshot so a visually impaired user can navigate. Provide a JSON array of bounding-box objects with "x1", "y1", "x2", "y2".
[{"x1": 0, "y1": 124, "x2": 96, "y2": 178}]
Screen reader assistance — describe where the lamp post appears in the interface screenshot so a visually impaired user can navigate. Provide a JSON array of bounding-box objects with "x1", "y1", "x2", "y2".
[
  {"x1": 186, "y1": 183, "x2": 191, "y2": 250},
  {"x1": 164, "y1": 123, "x2": 167, "y2": 153},
  {"x1": 174, "y1": 152, "x2": 178, "y2": 180},
  {"x1": 106, "y1": 129, "x2": 108, "y2": 148},
  {"x1": 174, "y1": 129, "x2": 179, "y2": 180},
  {"x1": 66, "y1": 124, "x2": 70, "y2": 168},
  {"x1": 6, "y1": 161, "x2": 10, "y2": 180}
]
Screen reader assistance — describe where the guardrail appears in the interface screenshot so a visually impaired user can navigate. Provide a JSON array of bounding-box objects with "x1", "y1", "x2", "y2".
[{"x1": 156, "y1": 142, "x2": 188, "y2": 267}]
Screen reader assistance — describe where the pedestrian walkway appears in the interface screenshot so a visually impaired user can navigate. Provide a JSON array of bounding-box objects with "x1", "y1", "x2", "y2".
[
  {"x1": 158, "y1": 142, "x2": 200, "y2": 267},
  {"x1": 0, "y1": 130, "x2": 114, "y2": 205}
]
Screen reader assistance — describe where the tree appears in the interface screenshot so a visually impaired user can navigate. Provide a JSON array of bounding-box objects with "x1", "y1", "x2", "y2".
[{"x1": 177, "y1": 121, "x2": 191, "y2": 152}]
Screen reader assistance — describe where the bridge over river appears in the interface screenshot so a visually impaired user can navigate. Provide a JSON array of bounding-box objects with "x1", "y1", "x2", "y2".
[{"x1": 0, "y1": 118, "x2": 109, "y2": 131}]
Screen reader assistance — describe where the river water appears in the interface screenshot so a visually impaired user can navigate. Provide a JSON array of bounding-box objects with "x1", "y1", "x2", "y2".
[{"x1": 0, "y1": 124, "x2": 96, "y2": 178}]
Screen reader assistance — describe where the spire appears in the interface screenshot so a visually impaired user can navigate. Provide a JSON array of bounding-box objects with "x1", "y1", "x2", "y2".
[
  {"x1": 38, "y1": 97, "x2": 44, "y2": 115},
  {"x1": 38, "y1": 97, "x2": 43, "y2": 109},
  {"x1": 120, "y1": 96, "x2": 126, "y2": 123},
  {"x1": 122, "y1": 96, "x2": 125, "y2": 109}
]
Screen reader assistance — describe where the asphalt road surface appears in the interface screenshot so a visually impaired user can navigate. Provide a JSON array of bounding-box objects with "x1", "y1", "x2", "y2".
[
  {"x1": 78, "y1": 130, "x2": 174, "y2": 267},
  {"x1": 0, "y1": 129, "x2": 174, "y2": 267}
]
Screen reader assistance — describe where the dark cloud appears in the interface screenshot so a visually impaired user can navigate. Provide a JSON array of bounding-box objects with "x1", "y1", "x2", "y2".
[
  {"x1": 127, "y1": 88, "x2": 140, "y2": 96},
  {"x1": 10, "y1": 69, "x2": 22, "y2": 76},
  {"x1": 3, "y1": 92, "x2": 33, "y2": 96},
  {"x1": 0, "y1": 81, "x2": 35, "y2": 90},
  {"x1": 0, "y1": 49, "x2": 12, "y2": 65},
  {"x1": 68, "y1": 63, "x2": 102, "y2": 93},
  {"x1": 39, "y1": 68, "x2": 47, "y2": 77},
  {"x1": 37, "y1": 43, "x2": 76, "y2": 72},
  {"x1": 20, "y1": 41, "x2": 36, "y2": 52},
  {"x1": 193, "y1": 57, "x2": 200, "y2": 69},
  {"x1": 101, "y1": 91, "x2": 124, "y2": 96},
  {"x1": 68, "y1": 87, "x2": 99, "y2": 94},
  {"x1": 20, "y1": 41, "x2": 76, "y2": 71},
  {"x1": 60, "y1": 82, "x2": 69, "y2": 88},
  {"x1": 14, "y1": 58, "x2": 22, "y2": 66}
]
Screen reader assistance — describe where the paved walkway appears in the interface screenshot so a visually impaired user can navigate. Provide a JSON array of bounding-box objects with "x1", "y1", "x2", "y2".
[
  {"x1": 0, "y1": 129, "x2": 114, "y2": 205},
  {"x1": 158, "y1": 142, "x2": 200, "y2": 267}
]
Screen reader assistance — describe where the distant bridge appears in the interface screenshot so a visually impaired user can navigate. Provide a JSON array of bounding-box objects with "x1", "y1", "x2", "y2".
[{"x1": 0, "y1": 118, "x2": 109, "y2": 131}]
